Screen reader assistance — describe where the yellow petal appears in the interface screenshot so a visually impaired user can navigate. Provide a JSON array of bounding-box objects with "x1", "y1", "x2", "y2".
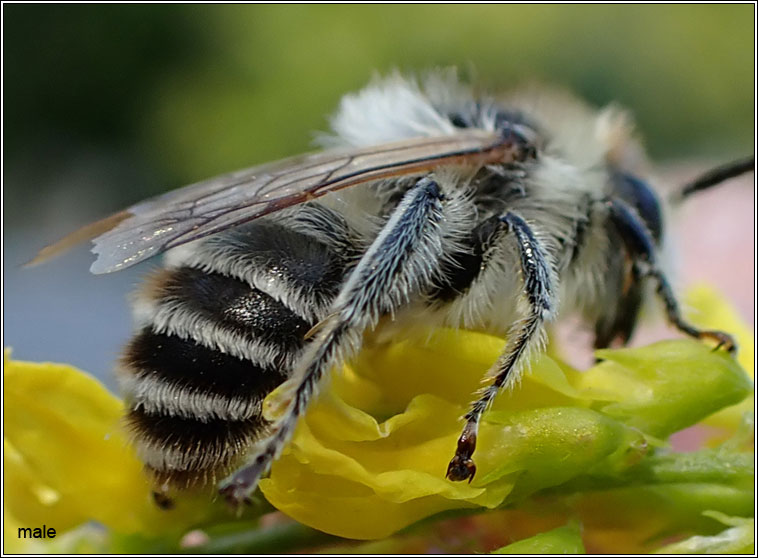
[
  {"x1": 261, "y1": 330, "x2": 643, "y2": 539},
  {"x1": 3, "y1": 350, "x2": 213, "y2": 536}
]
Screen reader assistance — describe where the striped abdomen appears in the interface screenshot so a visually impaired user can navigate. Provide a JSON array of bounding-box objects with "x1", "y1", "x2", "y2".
[{"x1": 118, "y1": 211, "x2": 352, "y2": 491}]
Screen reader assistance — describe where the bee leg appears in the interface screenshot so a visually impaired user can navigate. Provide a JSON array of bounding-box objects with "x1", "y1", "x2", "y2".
[
  {"x1": 593, "y1": 232, "x2": 644, "y2": 349},
  {"x1": 447, "y1": 212, "x2": 556, "y2": 483},
  {"x1": 593, "y1": 270, "x2": 644, "y2": 350},
  {"x1": 606, "y1": 198, "x2": 737, "y2": 353},
  {"x1": 219, "y1": 177, "x2": 449, "y2": 506}
]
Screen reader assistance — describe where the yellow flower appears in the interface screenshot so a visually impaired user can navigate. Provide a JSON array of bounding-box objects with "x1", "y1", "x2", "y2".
[
  {"x1": 3, "y1": 285, "x2": 752, "y2": 548},
  {"x1": 260, "y1": 287, "x2": 752, "y2": 539},
  {"x1": 2, "y1": 350, "x2": 218, "y2": 552}
]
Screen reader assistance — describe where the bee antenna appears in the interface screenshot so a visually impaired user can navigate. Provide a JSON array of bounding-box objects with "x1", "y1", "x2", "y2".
[{"x1": 671, "y1": 155, "x2": 754, "y2": 203}]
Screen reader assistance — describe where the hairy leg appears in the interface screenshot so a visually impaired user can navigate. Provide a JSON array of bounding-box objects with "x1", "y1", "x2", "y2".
[
  {"x1": 218, "y1": 177, "x2": 453, "y2": 505},
  {"x1": 606, "y1": 198, "x2": 736, "y2": 352},
  {"x1": 447, "y1": 212, "x2": 557, "y2": 482}
]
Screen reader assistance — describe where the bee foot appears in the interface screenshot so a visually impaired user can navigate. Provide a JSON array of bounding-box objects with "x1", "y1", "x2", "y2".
[
  {"x1": 446, "y1": 454, "x2": 476, "y2": 483},
  {"x1": 218, "y1": 454, "x2": 270, "y2": 509},
  {"x1": 447, "y1": 425, "x2": 477, "y2": 482},
  {"x1": 701, "y1": 330, "x2": 737, "y2": 354},
  {"x1": 218, "y1": 482, "x2": 253, "y2": 512}
]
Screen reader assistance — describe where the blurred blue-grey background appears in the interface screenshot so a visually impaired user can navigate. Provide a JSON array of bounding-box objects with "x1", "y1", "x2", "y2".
[{"x1": 4, "y1": 5, "x2": 754, "y2": 390}]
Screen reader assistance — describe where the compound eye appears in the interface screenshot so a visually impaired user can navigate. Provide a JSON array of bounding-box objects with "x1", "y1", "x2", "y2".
[
  {"x1": 613, "y1": 172, "x2": 664, "y2": 243},
  {"x1": 493, "y1": 112, "x2": 541, "y2": 162},
  {"x1": 500, "y1": 124, "x2": 539, "y2": 161}
]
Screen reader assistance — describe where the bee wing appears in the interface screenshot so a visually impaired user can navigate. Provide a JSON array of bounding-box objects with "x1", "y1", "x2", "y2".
[{"x1": 32, "y1": 130, "x2": 511, "y2": 274}]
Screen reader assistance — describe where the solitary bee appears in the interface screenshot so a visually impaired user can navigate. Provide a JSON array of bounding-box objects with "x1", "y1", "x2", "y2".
[{"x1": 34, "y1": 71, "x2": 753, "y2": 506}]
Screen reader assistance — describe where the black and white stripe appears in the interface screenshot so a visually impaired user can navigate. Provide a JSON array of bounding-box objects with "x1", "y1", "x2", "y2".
[{"x1": 118, "y1": 209, "x2": 354, "y2": 489}]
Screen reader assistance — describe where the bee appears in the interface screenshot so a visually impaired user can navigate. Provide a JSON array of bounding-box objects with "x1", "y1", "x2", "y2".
[{"x1": 33, "y1": 71, "x2": 753, "y2": 507}]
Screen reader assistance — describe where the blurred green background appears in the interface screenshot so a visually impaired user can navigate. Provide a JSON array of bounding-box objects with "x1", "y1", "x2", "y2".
[
  {"x1": 4, "y1": 4, "x2": 754, "y2": 214},
  {"x1": 3, "y1": 4, "x2": 754, "y2": 382}
]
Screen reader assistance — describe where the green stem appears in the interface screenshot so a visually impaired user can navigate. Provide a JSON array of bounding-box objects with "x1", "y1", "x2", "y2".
[
  {"x1": 185, "y1": 520, "x2": 341, "y2": 554},
  {"x1": 552, "y1": 448, "x2": 753, "y2": 493}
]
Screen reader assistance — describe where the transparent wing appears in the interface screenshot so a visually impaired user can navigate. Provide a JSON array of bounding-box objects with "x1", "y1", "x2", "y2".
[{"x1": 32, "y1": 130, "x2": 516, "y2": 274}]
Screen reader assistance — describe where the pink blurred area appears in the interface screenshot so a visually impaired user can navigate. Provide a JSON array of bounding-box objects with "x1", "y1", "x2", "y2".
[{"x1": 664, "y1": 161, "x2": 754, "y2": 325}]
